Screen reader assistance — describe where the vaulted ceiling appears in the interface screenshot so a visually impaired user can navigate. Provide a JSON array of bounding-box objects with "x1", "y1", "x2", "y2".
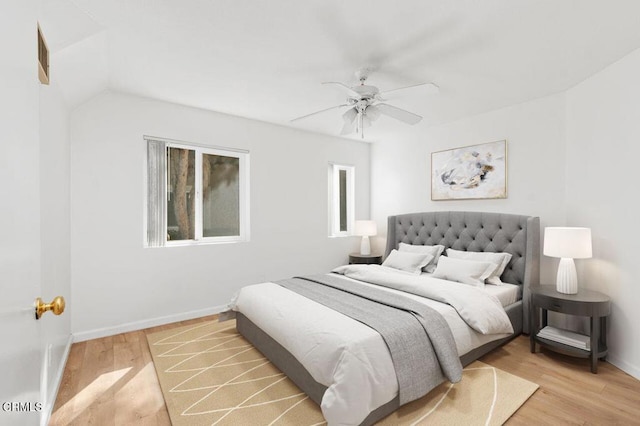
[{"x1": 41, "y1": 0, "x2": 640, "y2": 142}]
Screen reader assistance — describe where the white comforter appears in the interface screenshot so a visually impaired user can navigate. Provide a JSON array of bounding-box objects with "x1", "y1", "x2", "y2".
[{"x1": 230, "y1": 265, "x2": 514, "y2": 425}]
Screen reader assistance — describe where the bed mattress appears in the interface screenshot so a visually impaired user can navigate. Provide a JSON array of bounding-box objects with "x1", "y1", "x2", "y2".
[
  {"x1": 419, "y1": 272, "x2": 521, "y2": 308},
  {"x1": 483, "y1": 282, "x2": 521, "y2": 307},
  {"x1": 231, "y1": 268, "x2": 515, "y2": 425}
]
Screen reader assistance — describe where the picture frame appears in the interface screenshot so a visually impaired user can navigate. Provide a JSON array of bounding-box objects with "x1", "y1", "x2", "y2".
[{"x1": 431, "y1": 140, "x2": 507, "y2": 201}]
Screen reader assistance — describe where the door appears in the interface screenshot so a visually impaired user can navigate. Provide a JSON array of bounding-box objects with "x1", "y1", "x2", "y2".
[{"x1": 1, "y1": 1, "x2": 45, "y2": 425}]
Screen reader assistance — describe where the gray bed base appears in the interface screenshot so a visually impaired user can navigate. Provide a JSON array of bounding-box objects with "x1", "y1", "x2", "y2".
[{"x1": 237, "y1": 211, "x2": 540, "y2": 425}]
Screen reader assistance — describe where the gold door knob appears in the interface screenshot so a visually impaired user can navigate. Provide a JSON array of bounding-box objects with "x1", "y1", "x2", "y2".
[{"x1": 35, "y1": 296, "x2": 65, "y2": 320}]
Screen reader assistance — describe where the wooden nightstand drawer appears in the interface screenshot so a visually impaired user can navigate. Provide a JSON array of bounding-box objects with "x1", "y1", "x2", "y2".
[
  {"x1": 534, "y1": 295, "x2": 584, "y2": 316},
  {"x1": 348, "y1": 253, "x2": 382, "y2": 265},
  {"x1": 532, "y1": 289, "x2": 611, "y2": 317}
]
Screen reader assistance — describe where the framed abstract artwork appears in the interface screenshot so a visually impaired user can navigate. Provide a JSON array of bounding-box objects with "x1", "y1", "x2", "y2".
[{"x1": 431, "y1": 140, "x2": 507, "y2": 200}]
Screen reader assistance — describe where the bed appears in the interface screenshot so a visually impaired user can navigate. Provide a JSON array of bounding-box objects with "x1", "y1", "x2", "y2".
[{"x1": 229, "y1": 211, "x2": 540, "y2": 425}]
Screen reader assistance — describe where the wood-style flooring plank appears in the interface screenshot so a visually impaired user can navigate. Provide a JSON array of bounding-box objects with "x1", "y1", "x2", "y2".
[
  {"x1": 49, "y1": 341, "x2": 87, "y2": 425},
  {"x1": 51, "y1": 316, "x2": 215, "y2": 425},
  {"x1": 80, "y1": 335, "x2": 116, "y2": 426},
  {"x1": 52, "y1": 317, "x2": 640, "y2": 425},
  {"x1": 482, "y1": 337, "x2": 640, "y2": 425}
]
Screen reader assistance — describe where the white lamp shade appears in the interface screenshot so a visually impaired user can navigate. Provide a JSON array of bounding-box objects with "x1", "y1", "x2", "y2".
[
  {"x1": 543, "y1": 227, "x2": 592, "y2": 259},
  {"x1": 355, "y1": 220, "x2": 377, "y2": 237}
]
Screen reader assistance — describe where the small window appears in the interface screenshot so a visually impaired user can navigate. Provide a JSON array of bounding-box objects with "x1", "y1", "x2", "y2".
[
  {"x1": 146, "y1": 138, "x2": 249, "y2": 246},
  {"x1": 328, "y1": 163, "x2": 354, "y2": 237},
  {"x1": 37, "y1": 24, "x2": 50, "y2": 85}
]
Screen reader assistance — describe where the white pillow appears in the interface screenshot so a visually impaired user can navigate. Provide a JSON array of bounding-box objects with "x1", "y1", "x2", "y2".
[
  {"x1": 382, "y1": 249, "x2": 434, "y2": 275},
  {"x1": 398, "y1": 243, "x2": 445, "y2": 273},
  {"x1": 446, "y1": 248, "x2": 513, "y2": 285},
  {"x1": 432, "y1": 256, "x2": 498, "y2": 287}
]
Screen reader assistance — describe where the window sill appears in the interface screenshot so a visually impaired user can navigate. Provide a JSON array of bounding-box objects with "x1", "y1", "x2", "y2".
[{"x1": 146, "y1": 238, "x2": 249, "y2": 248}]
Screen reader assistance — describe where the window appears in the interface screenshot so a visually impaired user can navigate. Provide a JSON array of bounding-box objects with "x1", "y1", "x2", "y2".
[
  {"x1": 146, "y1": 137, "x2": 249, "y2": 246},
  {"x1": 328, "y1": 163, "x2": 354, "y2": 237},
  {"x1": 38, "y1": 24, "x2": 50, "y2": 85}
]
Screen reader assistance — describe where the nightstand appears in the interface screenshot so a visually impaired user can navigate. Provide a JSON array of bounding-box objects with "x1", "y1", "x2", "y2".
[
  {"x1": 348, "y1": 253, "x2": 382, "y2": 265},
  {"x1": 530, "y1": 285, "x2": 611, "y2": 373}
]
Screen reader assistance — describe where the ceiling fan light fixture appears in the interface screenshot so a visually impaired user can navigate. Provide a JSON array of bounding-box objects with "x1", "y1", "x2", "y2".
[
  {"x1": 291, "y1": 70, "x2": 436, "y2": 137},
  {"x1": 365, "y1": 105, "x2": 381, "y2": 121}
]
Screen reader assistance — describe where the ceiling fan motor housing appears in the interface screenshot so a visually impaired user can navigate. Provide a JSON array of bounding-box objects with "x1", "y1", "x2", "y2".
[{"x1": 351, "y1": 84, "x2": 379, "y2": 100}]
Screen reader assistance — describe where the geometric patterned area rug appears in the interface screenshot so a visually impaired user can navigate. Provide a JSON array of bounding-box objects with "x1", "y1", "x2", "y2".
[{"x1": 147, "y1": 319, "x2": 538, "y2": 426}]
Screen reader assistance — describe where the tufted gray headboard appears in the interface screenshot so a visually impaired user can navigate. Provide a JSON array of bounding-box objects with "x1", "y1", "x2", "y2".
[{"x1": 385, "y1": 211, "x2": 540, "y2": 333}]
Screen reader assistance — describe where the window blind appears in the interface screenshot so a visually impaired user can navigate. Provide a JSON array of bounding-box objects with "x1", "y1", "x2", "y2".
[{"x1": 146, "y1": 139, "x2": 167, "y2": 247}]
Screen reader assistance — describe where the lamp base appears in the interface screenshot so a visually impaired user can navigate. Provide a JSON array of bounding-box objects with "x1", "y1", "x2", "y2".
[
  {"x1": 360, "y1": 236, "x2": 371, "y2": 256},
  {"x1": 556, "y1": 257, "x2": 578, "y2": 294}
]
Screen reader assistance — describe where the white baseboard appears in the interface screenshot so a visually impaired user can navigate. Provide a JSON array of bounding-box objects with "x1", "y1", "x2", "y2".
[
  {"x1": 72, "y1": 304, "x2": 227, "y2": 342},
  {"x1": 40, "y1": 334, "x2": 73, "y2": 426},
  {"x1": 606, "y1": 352, "x2": 640, "y2": 381}
]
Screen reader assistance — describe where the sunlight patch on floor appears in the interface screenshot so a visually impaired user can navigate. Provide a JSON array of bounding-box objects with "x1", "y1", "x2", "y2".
[
  {"x1": 51, "y1": 367, "x2": 131, "y2": 424},
  {"x1": 115, "y1": 362, "x2": 165, "y2": 419}
]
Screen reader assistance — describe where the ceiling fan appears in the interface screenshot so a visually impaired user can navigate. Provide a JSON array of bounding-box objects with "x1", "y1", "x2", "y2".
[{"x1": 291, "y1": 69, "x2": 439, "y2": 138}]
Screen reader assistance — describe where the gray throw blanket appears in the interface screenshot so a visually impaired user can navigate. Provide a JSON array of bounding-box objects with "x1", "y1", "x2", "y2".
[{"x1": 276, "y1": 274, "x2": 462, "y2": 405}]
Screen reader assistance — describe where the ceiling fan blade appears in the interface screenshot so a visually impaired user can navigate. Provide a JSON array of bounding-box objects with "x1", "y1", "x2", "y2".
[
  {"x1": 376, "y1": 103, "x2": 423, "y2": 125},
  {"x1": 290, "y1": 103, "x2": 349, "y2": 122},
  {"x1": 322, "y1": 81, "x2": 361, "y2": 98},
  {"x1": 378, "y1": 82, "x2": 439, "y2": 99}
]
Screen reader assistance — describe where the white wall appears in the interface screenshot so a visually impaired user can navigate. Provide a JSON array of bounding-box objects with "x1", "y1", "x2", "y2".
[
  {"x1": 565, "y1": 47, "x2": 640, "y2": 379},
  {"x1": 39, "y1": 81, "x2": 72, "y2": 415},
  {"x1": 370, "y1": 56, "x2": 640, "y2": 380},
  {"x1": 371, "y1": 94, "x2": 567, "y2": 283},
  {"x1": 70, "y1": 92, "x2": 370, "y2": 339}
]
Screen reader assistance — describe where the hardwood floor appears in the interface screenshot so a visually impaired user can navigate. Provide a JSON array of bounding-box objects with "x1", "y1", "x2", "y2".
[
  {"x1": 482, "y1": 338, "x2": 640, "y2": 425},
  {"x1": 50, "y1": 316, "x2": 215, "y2": 426},
  {"x1": 51, "y1": 318, "x2": 640, "y2": 425}
]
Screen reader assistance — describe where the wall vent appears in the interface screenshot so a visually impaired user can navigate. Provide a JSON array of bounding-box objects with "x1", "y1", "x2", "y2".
[{"x1": 38, "y1": 24, "x2": 49, "y2": 85}]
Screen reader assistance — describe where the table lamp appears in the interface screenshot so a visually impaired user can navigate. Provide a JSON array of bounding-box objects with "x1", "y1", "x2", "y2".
[
  {"x1": 354, "y1": 220, "x2": 377, "y2": 256},
  {"x1": 543, "y1": 227, "x2": 592, "y2": 294}
]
